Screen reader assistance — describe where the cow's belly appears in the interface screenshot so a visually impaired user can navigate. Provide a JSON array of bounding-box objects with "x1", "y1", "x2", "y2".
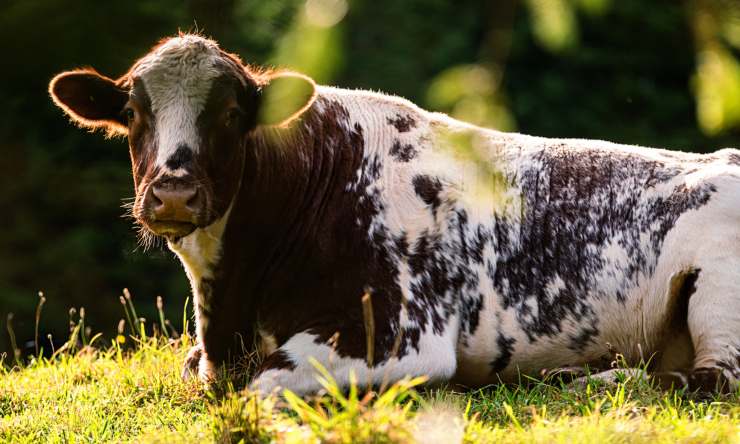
[{"x1": 452, "y1": 278, "x2": 673, "y2": 386}]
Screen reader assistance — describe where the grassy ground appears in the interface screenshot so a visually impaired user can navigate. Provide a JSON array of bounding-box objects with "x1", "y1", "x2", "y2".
[
  {"x1": 2, "y1": 333, "x2": 739, "y2": 444},
  {"x1": 2, "y1": 298, "x2": 739, "y2": 443}
]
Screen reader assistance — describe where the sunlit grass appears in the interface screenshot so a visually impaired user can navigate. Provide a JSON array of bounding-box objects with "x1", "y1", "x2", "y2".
[
  {"x1": 0, "y1": 338, "x2": 211, "y2": 443},
  {"x1": 2, "y1": 330, "x2": 739, "y2": 443},
  {"x1": 3, "y1": 292, "x2": 737, "y2": 443}
]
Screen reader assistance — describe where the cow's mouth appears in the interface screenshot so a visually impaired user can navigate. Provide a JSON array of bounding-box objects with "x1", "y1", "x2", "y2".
[{"x1": 147, "y1": 220, "x2": 197, "y2": 240}]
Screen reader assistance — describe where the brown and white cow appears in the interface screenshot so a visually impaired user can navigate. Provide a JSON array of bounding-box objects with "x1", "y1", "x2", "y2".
[{"x1": 49, "y1": 34, "x2": 740, "y2": 395}]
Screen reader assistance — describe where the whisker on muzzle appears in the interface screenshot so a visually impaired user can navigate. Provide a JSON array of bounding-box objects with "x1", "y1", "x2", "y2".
[
  {"x1": 120, "y1": 196, "x2": 166, "y2": 252},
  {"x1": 133, "y1": 223, "x2": 165, "y2": 252}
]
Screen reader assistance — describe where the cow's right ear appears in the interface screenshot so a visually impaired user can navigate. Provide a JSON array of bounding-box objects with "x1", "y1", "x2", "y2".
[
  {"x1": 257, "y1": 72, "x2": 317, "y2": 127},
  {"x1": 49, "y1": 69, "x2": 130, "y2": 136}
]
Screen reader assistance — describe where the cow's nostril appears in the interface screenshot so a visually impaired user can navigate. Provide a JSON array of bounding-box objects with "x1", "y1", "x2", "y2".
[
  {"x1": 150, "y1": 191, "x2": 164, "y2": 207},
  {"x1": 150, "y1": 185, "x2": 168, "y2": 208},
  {"x1": 185, "y1": 188, "x2": 201, "y2": 210}
]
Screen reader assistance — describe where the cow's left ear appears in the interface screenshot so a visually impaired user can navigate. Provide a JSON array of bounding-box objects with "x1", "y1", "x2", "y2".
[
  {"x1": 49, "y1": 69, "x2": 129, "y2": 136},
  {"x1": 257, "y1": 72, "x2": 316, "y2": 127}
]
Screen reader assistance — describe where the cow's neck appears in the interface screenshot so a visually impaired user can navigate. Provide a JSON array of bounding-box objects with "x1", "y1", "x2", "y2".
[
  {"x1": 229, "y1": 101, "x2": 361, "y2": 291},
  {"x1": 172, "y1": 97, "x2": 365, "y2": 352}
]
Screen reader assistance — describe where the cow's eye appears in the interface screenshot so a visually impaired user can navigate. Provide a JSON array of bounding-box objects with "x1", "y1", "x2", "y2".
[
  {"x1": 125, "y1": 108, "x2": 135, "y2": 125},
  {"x1": 225, "y1": 108, "x2": 240, "y2": 128}
]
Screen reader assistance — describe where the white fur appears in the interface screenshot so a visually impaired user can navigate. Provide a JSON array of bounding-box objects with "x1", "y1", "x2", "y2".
[
  {"x1": 168, "y1": 204, "x2": 232, "y2": 370},
  {"x1": 132, "y1": 36, "x2": 223, "y2": 171}
]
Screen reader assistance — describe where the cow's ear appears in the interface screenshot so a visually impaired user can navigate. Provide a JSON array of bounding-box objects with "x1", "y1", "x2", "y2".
[
  {"x1": 257, "y1": 72, "x2": 316, "y2": 126},
  {"x1": 49, "y1": 69, "x2": 129, "y2": 136}
]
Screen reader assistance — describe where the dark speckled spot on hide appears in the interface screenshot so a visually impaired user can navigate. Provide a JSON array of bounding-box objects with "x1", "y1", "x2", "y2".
[
  {"x1": 392, "y1": 233, "x2": 409, "y2": 256},
  {"x1": 402, "y1": 208, "x2": 480, "y2": 350},
  {"x1": 406, "y1": 229, "x2": 450, "y2": 333},
  {"x1": 387, "y1": 113, "x2": 417, "y2": 133},
  {"x1": 488, "y1": 145, "x2": 716, "y2": 346},
  {"x1": 728, "y1": 152, "x2": 740, "y2": 166},
  {"x1": 365, "y1": 153, "x2": 383, "y2": 183},
  {"x1": 569, "y1": 315, "x2": 599, "y2": 351},
  {"x1": 244, "y1": 97, "x2": 410, "y2": 367},
  {"x1": 491, "y1": 333, "x2": 515, "y2": 373},
  {"x1": 459, "y1": 294, "x2": 483, "y2": 347},
  {"x1": 390, "y1": 140, "x2": 417, "y2": 162},
  {"x1": 412, "y1": 175, "x2": 443, "y2": 211}
]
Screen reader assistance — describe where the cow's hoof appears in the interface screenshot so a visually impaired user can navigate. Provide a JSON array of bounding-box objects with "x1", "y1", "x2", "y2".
[
  {"x1": 650, "y1": 371, "x2": 688, "y2": 391},
  {"x1": 571, "y1": 368, "x2": 647, "y2": 388},
  {"x1": 689, "y1": 367, "x2": 731, "y2": 395},
  {"x1": 182, "y1": 344, "x2": 202, "y2": 380},
  {"x1": 541, "y1": 366, "x2": 589, "y2": 383}
]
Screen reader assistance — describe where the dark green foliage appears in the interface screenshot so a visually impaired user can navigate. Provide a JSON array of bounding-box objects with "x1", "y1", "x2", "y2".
[{"x1": 506, "y1": 1, "x2": 738, "y2": 151}]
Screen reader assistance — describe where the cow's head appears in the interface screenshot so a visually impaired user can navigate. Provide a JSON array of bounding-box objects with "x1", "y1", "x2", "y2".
[{"x1": 49, "y1": 34, "x2": 316, "y2": 241}]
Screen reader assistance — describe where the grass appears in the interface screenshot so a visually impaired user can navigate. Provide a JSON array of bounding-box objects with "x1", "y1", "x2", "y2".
[{"x1": 1, "y1": 299, "x2": 739, "y2": 443}]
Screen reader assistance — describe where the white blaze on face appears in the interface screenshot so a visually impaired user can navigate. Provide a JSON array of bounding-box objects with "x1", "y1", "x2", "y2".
[{"x1": 132, "y1": 35, "x2": 223, "y2": 171}]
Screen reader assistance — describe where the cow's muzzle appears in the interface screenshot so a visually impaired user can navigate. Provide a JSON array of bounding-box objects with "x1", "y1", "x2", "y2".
[{"x1": 143, "y1": 178, "x2": 205, "y2": 238}]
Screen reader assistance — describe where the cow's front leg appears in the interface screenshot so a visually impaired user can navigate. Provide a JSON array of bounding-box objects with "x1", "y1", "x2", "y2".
[
  {"x1": 181, "y1": 343, "x2": 202, "y2": 380},
  {"x1": 187, "y1": 280, "x2": 256, "y2": 384},
  {"x1": 250, "y1": 329, "x2": 458, "y2": 396}
]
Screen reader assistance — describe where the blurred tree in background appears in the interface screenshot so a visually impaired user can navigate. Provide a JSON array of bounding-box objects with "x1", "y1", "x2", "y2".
[{"x1": 0, "y1": 0, "x2": 738, "y2": 357}]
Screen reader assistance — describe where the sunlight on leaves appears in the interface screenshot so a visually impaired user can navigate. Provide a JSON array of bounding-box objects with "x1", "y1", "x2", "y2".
[
  {"x1": 430, "y1": 126, "x2": 515, "y2": 215},
  {"x1": 269, "y1": 0, "x2": 346, "y2": 83},
  {"x1": 258, "y1": 0, "x2": 345, "y2": 126},
  {"x1": 524, "y1": 0, "x2": 579, "y2": 53},
  {"x1": 691, "y1": 0, "x2": 740, "y2": 135},
  {"x1": 725, "y1": 19, "x2": 740, "y2": 49},
  {"x1": 425, "y1": 63, "x2": 515, "y2": 212},
  {"x1": 716, "y1": 1, "x2": 740, "y2": 49},
  {"x1": 426, "y1": 64, "x2": 516, "y2": 132},
  {"x1": 305, "y1": 0, "x2": 348, "y2": 28},
  {"x1": 574, "y1": 0, "x2": 611, "y2": 16},
  {"x1": 694, "y1": 45, "x2": 740, "y2": 135}
]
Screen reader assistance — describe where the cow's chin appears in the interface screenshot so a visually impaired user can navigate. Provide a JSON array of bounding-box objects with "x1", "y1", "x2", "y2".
[{"x1": 146, "y1": 221, "x2": 197, "y2": 241}]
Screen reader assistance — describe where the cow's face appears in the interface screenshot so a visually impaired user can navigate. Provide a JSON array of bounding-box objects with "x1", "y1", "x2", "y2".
[{"x1": 49, "y1": 35, "x2": 316, "y2": 241}]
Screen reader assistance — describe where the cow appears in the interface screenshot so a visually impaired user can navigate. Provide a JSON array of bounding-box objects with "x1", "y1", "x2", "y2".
[{"x1": 49, "y1": 34, "x2": 740, "y2": 395}]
